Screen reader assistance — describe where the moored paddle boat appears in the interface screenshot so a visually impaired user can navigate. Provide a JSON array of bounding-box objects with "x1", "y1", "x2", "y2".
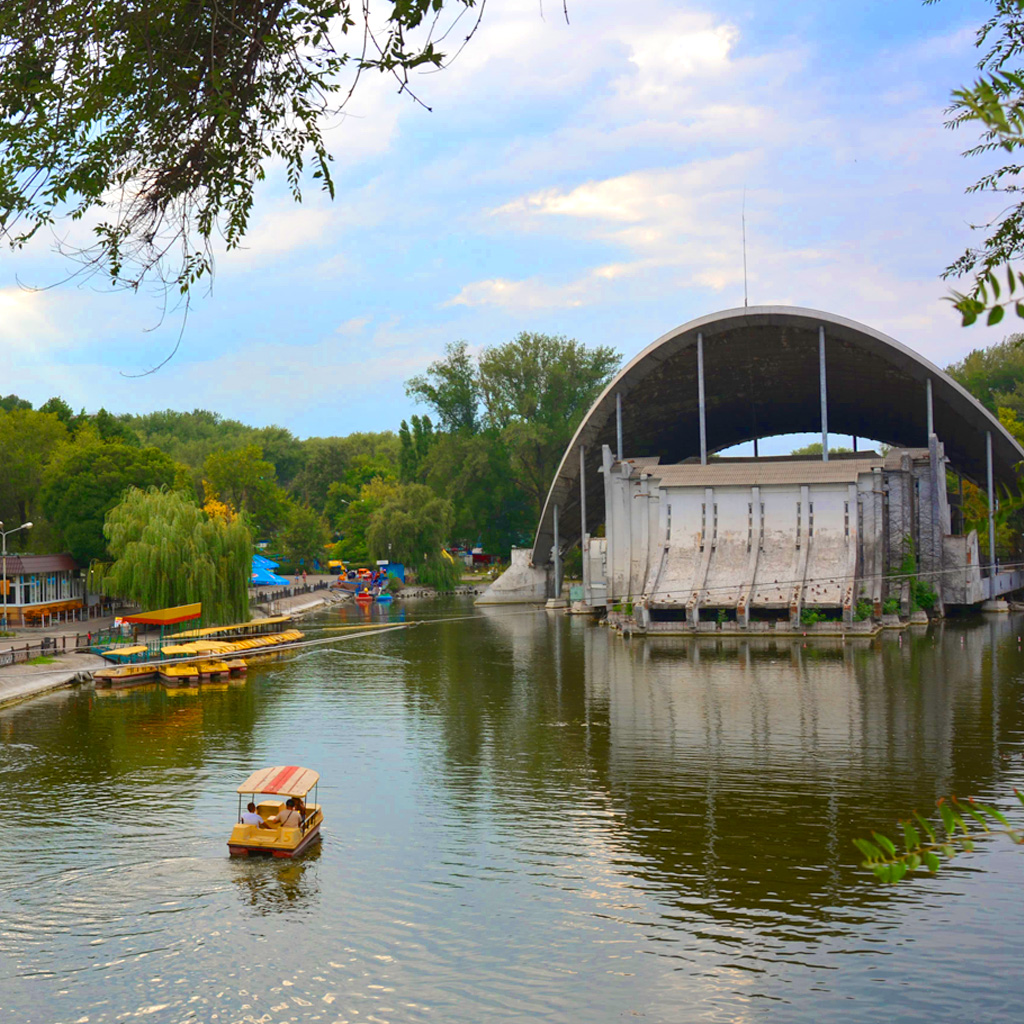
[{"x1": 228, "y1": 765, "x2": 323, "y2": 858}]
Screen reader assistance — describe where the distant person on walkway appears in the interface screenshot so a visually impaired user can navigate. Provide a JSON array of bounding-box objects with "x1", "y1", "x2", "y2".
[
  {"x1": 240, "y1": 802, "x2": 266, "y2": 827},
  {"x1": 302, "y1": 570, "x2": 307, "y2": 585}
]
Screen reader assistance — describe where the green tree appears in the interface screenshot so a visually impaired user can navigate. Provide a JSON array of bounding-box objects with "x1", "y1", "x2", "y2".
[
  {"x1": 946, "y1": 335, "x2": 1024, "y2": 414},
  {"x1": 0, "y1": 407, "x2": 68, "y2": 532},
  {"x1": 37, "y1": 396, "x2": 75, "y2": 428},
  {"x1": 407, "y1": 332, "x2": 620, "y2": 526},
  {"x1": 103, "y1": 487, "x2": 251, "y2": 624},
  {"x1": 202, "y1": 444, "x2": 288, "y2": 537},
  {"x1": 941, "y1": 1, "x2": 1024, "y2": 324},
  {"x1": 40, "y1": 432, "x2": 180, "y2": 564},
  {"x1": 789, "y1": 442, "x2": 854, "y2": 456},
  {"x1": 398, "y1": 415, "x2": 436, "y2": 481},
  {"x1": 0, "y1": 0, "x2": 481, "y2": 297},
  {"x1": 0, "y1": 394, "x2": 32, "y2": 412},
  {"x1": 406, "y1": 341, "x2": 481, "y2": 433},
  {"x1": 365, "y1": 482, "x2": 454, "y2": 565},
  {"x1": 281, "y1": 504, "x2": 330, "y2": 569},
  {"x1": 334, "y1": 476, "x2": 399, "y2": 563}
]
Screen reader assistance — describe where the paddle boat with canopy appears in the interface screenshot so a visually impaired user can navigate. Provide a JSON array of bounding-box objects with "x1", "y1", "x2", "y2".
[{"x1": 228, "y1": 765, "x2": 323, "y2": 858}]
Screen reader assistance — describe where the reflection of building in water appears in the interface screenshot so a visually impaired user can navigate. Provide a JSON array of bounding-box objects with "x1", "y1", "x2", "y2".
[{"x1": 580, "y1": 622, "x2": 1023, "y2": 919}]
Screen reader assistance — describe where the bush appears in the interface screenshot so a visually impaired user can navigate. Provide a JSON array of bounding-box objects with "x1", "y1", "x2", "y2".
[
  {"x1": 800, "y1": 608, "x2": 826, "y2": 625},
  {"x1": 854, "y1": 599, "x2": 873, "y2": 622},
  {"x1": 882, "y1": 597, "x2": 900, "y2": 616},
  {"x1": 417, "y1": 557, "x2": 462, "y2": 591}
]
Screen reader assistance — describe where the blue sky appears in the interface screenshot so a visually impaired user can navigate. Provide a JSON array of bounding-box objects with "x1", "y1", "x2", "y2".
[{"x1": 0, "y1": 0, "x2": 1010, "y2": 445}]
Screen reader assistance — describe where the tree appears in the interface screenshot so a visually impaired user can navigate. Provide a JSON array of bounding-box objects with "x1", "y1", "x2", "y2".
[
  {"x1": 789, "y1": 442, "x2": 854, "y2": 456},
  {"x1": 946, "y1": 335, "x2": 1024, "y2": 414},
  {"x1": 202, "y1": 444, "x2": 288, "y2": 537},
  {"x1": 0, "y1": 407, "x2": 68, "y2": 531},
  {"x1": 39, "y1": 432, "x2": 180, "y2": 564},
  {"x1": 942, "y1": 1, "x2": 1024, "y2": 324},
  {"x1": 365, "y1": 482, "x2": 454, "y2": 565},
  {"x1": 406, "y1": 341, "x2": 481, "y2": 433},
  {"x1": 407, "y1": 332, "x2": 620, "y2": 523},
  {"x1": 103, "y1": 487, "x2": 251, "y2": 624},
  {"x1": 334, "y1": 476, "x2": 399, "y2": 563},
  {"x1": 0, "y1": 0, "x2": 482, "y2": 298},
  {"x1": 398, "y1": 415, "x2": 436, "y2": 481},
  {"x1": 281, "y1": 504, "x2": 330, "y2": 569}
]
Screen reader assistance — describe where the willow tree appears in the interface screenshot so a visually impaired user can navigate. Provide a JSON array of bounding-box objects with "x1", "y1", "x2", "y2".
[{"x1": 103, "y1": 487, "x2": 252, "y2": 624}]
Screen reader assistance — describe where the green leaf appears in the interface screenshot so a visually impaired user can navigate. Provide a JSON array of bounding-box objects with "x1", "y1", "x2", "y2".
[
  {"x1": 872, "y1": 831, "x2": 897, "y2": 857},
  {"x1": 902, "y1": 821, "x2": 922, "y2": 852},
  {"x1": 853, "y1": 837, "x2": 883, "y2": 862},
  {"x1": 961, "y1": 837, "x2": 975, "y2": 852},
  {"x1": 988, "y1": 304, "x2": 1006, "y2": 326},
  {"x1": 872, "y1": 863, "x2": 892, "y2": 883},
  {"x1": 939, "y1": 802, "x2": 957, "y2": 837},
  {"x1": 913, "y1": 811, "x2": 937, "y2": 842},
  {"x1": 923, "y1": 851, "x2": 942, "y2": 873}
]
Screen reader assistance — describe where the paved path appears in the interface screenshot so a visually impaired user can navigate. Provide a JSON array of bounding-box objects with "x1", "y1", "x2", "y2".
[{"x1": 0, "y1": 652, "x2": 108, "y2": 710}]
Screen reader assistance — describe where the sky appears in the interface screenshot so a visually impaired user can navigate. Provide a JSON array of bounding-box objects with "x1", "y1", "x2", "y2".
[{"x1": 0, "y1": 0, "x2": 1013, "y2": 446}]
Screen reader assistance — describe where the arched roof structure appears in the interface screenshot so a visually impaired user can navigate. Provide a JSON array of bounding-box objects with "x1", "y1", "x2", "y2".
[{"x1": 531, "y1": 305, "x2": 1024, "y2": 565}]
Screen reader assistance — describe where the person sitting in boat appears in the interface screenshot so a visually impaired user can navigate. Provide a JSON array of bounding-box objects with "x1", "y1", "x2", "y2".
[
  {"x1": 240, "y1": 802, "x2": 267, "y2": 828},
  {"x1": 275, "y1": 799, "x2": 302, "y2": 828},
  {"x1": 293, "y1": 795, "x2": 307, "y2": 824}
]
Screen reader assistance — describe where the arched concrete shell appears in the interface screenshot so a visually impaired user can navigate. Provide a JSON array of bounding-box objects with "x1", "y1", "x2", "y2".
[{"x1": 531, "y1": 305, "x2": 1024, "y2": 565}]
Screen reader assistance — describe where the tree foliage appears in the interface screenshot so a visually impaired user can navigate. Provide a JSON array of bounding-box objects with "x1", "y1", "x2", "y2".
[
  {"x1": 281, "y1": 503, "x2": 330, "y2": 568},
  {"x1": 0, "y1": 0, "x2": 481, "y2": 296},
  {"x1": 0, "y1": 407, "x2": 68, "y2": 530},
  {"x1": 103, "y1": 486, "x2": 251, "y2": 624},
  {"x1": 941, "y1": 0, "x2": 1024, "y2": 324},
  {"x1": 39, "y1": 430, "x2": 180, "y2": 564},
  {"x1": 202, "y1": 443, "x2": 288, "y2": 536},
  {"x1": 853, "y1": 792, "x2": 1024, "y2": 884}
]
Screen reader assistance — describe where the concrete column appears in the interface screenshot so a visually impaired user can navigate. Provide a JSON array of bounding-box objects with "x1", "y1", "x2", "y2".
[
  {"x1": 616, "y1": 393, "x2": 623, "y2": 463},
  {"x1": 698, "y1": 332, "x2": 707, "y2": 465},
  {"x1": 753, "y1": 437, "x2": 759, "y2": 458},
  {"x1": 926, "y1": 378, "x2": 934, "y2": 438},
  {"x1": 579, "y1": 445, "x2": 588, "y2": 598},
  {"x1": 553, "y1": 503, "x2": 562, "y2": 598},
  {"x1": 987, "y1": 430, "x2": 996, "y2": 577},
  {"x1": 819, "y1": 326, "x2": 829, "y2": 462},
  {"x1": 852, "y1": 436, "x2": 858, "y2": 452}
]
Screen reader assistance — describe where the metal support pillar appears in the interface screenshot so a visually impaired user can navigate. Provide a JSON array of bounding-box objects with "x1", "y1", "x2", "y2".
[
  {"x1": 987, "y1": 431, "x2": 996, "y2": 577},
  {"x1": 579, "y1": 445, "x2": 588, "y2": 599},
  {"x1": 616, "y1": 393, "x2": 623, "y2": 463},
  {"x1": 819, "y1": 326, "x2": 829, "y2": 462},
  {"x1": 753, "y1": 437, "x2": 758, "y2": 458},
  {"x1": 697, "y1": 332, "x2": 707, "y2": 465},
  {"x1": 553, "y1": 503, "x2": 562, "y2": 599},
  {"x1": 926, "y1": 378, "x2": 934, "y2": 438},
  {"x1": 852, "y1": 436, "x2": 858, "y2": 452}
]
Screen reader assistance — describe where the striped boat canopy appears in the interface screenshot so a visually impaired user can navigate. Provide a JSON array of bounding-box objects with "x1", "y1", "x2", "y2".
[{"x1": 237, "y1": 766, "x2": 320, "y2": 797}]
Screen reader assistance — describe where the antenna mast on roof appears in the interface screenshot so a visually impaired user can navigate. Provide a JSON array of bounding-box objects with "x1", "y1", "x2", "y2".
[{"x1": 742, "y1": 186, "x2": 749, "y2": 308}]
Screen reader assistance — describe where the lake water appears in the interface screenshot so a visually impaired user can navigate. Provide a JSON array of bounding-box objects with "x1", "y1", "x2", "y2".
[{"x1": 3, "y1": 599, "x2": 1024, "y2": 1023}]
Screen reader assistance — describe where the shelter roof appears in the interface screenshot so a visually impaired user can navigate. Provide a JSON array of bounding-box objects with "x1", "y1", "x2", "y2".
[
  {"x1": 2, "y1": 554, "x2": 78, "y2": 574},
  {"x1": 532, "y1": 306, "x2": 1024, "y2": 563},
  {"x1": 122, "y1": 603, "x2": 201, "y2": 625},
  {"x1": 236, "y1": 765, "x2": 320, "y2": 797}
]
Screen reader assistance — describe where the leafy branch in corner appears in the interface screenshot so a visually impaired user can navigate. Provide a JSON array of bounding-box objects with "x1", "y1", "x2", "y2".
[
  {"x1": 940, "y1": 1, "x2": 1024, "y2": 325},
  {"x1": 854, "y1": 791, "x2": 1024, "y2": 883}
]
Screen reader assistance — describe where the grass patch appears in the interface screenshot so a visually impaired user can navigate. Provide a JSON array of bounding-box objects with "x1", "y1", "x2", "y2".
[{"x1": 26, "y1": 655, "x2": 58, "y2": 665}]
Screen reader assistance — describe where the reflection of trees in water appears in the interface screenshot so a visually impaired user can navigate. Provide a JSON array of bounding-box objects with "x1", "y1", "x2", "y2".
[
  {"x1": 0, "y1": 674, "x2": 274, "y2": 819},
  {"x1": 229, "y1": 843, "x2": 323, "y2": 915},
  {"x1": 401, "y1": 609, "x2": 1024, "y2": 929}
]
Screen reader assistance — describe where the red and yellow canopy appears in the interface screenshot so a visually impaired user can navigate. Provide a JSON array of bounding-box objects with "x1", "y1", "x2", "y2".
[{"x1": 236, "y1": 766, "x2": 320, "y2": 797}]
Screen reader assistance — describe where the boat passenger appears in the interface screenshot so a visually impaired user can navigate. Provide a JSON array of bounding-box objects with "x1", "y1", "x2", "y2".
[
  {"x1": 276, "y1": 799, "x2": 302, "y2": 828},
  {"x1": 240, "y1": 802, "x2": 267, "y2": 828},
  {"x1": 293, "y1": 795, "x2": 307, "y2": 824}
]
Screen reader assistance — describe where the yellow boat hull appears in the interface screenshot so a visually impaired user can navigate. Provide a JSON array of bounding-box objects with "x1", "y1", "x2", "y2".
[{"x1": 227, "y1": 806, "x2": 323, "y2": 858}]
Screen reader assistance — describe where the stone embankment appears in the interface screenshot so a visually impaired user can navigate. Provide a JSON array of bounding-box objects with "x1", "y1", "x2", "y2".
[{"x1": 0, "y1": 653, "x2": 107, "y2": 710}]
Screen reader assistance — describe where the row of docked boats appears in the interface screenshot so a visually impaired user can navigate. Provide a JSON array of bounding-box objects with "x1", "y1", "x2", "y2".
[{"x1": 93, "y1": 629, "x2": 305, "y2": 689}]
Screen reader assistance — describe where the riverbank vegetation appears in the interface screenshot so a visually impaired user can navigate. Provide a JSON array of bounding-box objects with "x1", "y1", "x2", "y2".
[{"x1": 0, "y1": 332, "x2": 619, "y2": 588}]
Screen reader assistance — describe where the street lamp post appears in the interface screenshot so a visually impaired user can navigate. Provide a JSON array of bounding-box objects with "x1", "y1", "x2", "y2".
[{"x1": 1, "y1": 520, "x2": 33, "y2": 631}]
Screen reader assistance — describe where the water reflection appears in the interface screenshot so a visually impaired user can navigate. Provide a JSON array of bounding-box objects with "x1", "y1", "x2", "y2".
[
  {"x1": 229, "y1": 843, "x2": 323, "y2": 915},
  {"x1": 1, "y1": 603, "x2": 1023, "y2": 1024}
]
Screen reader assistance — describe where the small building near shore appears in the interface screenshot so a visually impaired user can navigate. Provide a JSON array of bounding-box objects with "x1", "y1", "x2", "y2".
[{"x1": 0, "y1": 554, "x2": 85, "y2": 626}]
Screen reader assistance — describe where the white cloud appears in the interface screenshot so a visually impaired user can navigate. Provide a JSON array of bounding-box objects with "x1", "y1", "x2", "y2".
[{"x1": 0, "y1": 289, "x2": 73, "y2": 354}]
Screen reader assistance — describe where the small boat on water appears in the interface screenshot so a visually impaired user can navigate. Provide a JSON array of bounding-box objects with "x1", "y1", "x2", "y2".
[
  {"x1": 93, "y1": 664, "x2": 158, "y2": 688},
  {"x1": 228, "y1": 765, "x2": 323, "y2": 858},
  {"x1": 159, "y1": 663, "x2": 200, "y2": 687}
]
